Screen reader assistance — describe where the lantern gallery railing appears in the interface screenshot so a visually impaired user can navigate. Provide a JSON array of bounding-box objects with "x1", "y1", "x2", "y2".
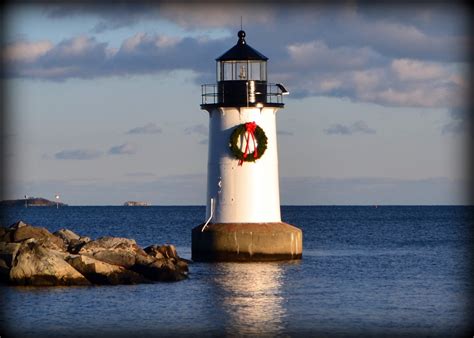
[
  {"x1": 201, "y1": 83, "x2": 288, "y2": 106},
  {"x1": 201, "y1": 84, "x2": 218, "y2": 104}
]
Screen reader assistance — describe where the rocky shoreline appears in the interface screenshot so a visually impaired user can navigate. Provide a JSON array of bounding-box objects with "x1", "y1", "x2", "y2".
[
  {"x1": 0, "y1": 221, "x2": 189, "y2": 286},
  {"x1": 0, "y1": 197, "x2": 67, "y2": 207}
]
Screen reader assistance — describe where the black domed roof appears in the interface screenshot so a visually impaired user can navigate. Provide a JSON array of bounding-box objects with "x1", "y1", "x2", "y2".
[{"x1": 216, "y1": 30, "x2": 268, "y2": 61}]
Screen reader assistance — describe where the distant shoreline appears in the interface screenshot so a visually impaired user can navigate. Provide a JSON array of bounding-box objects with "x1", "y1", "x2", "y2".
[{"x1": 0, "y1": 198, "x2": 67, "y2": 207}]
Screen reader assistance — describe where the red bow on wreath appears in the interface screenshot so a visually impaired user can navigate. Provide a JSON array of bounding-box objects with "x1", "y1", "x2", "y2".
[{"x1": 239, "y1": 121, "x2": 258, "y2": 166}]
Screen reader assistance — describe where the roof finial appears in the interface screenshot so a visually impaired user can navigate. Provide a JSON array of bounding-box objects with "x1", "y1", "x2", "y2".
[
  {"x1": 237, "y1": 30, "x2": 246, "y2": 44},
  {"x1": 238, "y1": 17, "x2": 246, "y2": 44},
  {"x1": 237, "y1": 25, "x2": 246, "y2": 45}
]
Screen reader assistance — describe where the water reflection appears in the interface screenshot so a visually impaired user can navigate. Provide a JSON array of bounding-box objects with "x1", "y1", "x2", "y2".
[{"x1": 210, "y1": 262, "x2": 287, "y2": 336}]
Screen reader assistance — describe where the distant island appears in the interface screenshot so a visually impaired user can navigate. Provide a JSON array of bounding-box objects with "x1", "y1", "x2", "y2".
[
  {"x1": 123, "y1": 201, "x2": 148, "y2": 206},
  {"x1": 0, "y1": 197, "x2": 67, "y2": 207}
]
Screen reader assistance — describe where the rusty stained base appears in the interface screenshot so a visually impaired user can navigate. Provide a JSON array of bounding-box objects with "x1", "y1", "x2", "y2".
[{"x1": 191, "y1": 222, "x2": 303, "y2": 262}]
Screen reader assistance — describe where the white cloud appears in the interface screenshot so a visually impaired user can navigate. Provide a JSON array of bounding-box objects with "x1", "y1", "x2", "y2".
[
  {"x1": 22, "y1": 66, "x2": 79, "y2": 78},
  {"x1": 185, "y1": 124, "x2": 208, "y2": 136},
  {"x1": 324, "y1": 121, "x2": 376, "y2": 135},
  {"x1": 108, "y1": 143, "x2": 136, "y2": 155},
  {"x1": 319, "y1": 79, "x2": 343, "y2": 92},
  {"x1": 54, "y1": 149, "x2": 102, "y2": 160},
  {"x1": 351, "y1": 69, "x2": 383, "y2": 92},
  {"x1": 127, "y1": 123, "x2": 162, "y2": 135},
  {"x1": 277, "y1": 130, "x2": 294, "y2": 136},
  {"x1": 58, "y1": 36, "x2": 93, "y2": 56},
  {"x1": 279, "y1": 57, "x2": 464, "y2": 108},
  {"x1": 158, "y1": 3, "x2": 275, "y2": 28},
  {"x1": 372, "y1": 86, "x2": 453, "y2": 108},
  {"x1": 4, "y1": 40, "x2": 53, "y2": 63},
  {"x1": 155, "y1": 35, "x2": 181, "y2": 48},
  {"x1": 334, "y1": 9, "x2": 467, "y2": 62},
  {"x1": 442, "y1": 108, "x2": 468, "y2": 135},
  {"x1": 119, "y1": 33, "x2": 180, "y2": 52},
  {"x1": 2, "y1": 32, "x2": 212, "y2": 80},
  {"x1": 287, "y1": 40, "x2": 381, "y2": 71},
  {"x1": 391, "y1": 59, "x2": 447, "y2": 81},
  {"x1": 120, "y1": 33, "x2": 146, "y2": 52},
  {"x1": 4, "y1": 6, "x2": 468, "y2": 109}
]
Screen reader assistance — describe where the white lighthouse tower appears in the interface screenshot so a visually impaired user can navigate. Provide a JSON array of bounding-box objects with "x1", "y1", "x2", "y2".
[{"x1": 192, "y1": 30, "x2": 303, "y2": 261}]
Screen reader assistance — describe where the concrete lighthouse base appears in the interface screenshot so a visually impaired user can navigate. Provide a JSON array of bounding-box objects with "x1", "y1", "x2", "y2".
[{"x1": 192, "y1": 222, "x2": 303, "y2": 262}]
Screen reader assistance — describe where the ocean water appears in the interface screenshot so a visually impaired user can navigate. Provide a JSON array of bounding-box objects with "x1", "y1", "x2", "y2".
[{"x1": 0, "y1": 206, "x2": 472, "y2": 337}]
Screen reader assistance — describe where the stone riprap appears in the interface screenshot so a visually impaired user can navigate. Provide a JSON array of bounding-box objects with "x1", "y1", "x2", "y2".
[{"x1": 0, "y1": 221, "x2": 189, "y2": 286}]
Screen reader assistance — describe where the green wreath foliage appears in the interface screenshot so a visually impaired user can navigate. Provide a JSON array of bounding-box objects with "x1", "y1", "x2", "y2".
[{"x1": 229, "y1": 123, "x2": 268, "y2": 162}]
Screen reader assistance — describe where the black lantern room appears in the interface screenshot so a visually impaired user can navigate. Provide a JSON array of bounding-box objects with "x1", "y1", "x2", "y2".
[{"x1": 201, "y1": 30, "x2": 288, "y2": 109}]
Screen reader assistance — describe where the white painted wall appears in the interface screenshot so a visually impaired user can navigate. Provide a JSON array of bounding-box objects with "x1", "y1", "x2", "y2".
[{"x1": 205, "y1": 106, "x2": 282, "y2": 223}]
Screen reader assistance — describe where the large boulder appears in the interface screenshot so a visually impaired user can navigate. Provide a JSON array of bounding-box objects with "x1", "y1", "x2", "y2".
[
  {"x1": 54, "y1": 229, "x2": 92, "y2": 254},
  {"x1": 66, "y1": 255, "x2": 148, "y2": 285},
  {"x1": 131, "y1": 257, "x2": 188, "y2": 282},
  {"x1": 150, "y1": 258, "x2": 187, "y2": 281},
  {"x1": 134, "y1": 244, "x2": 189, "y2": 282},
  {"x1": 9, "y1": 239, "x2": 90, "y2": 286},
  {"x1": 9, "y1": 220, "x2": 27, "y2": 230},
  {"x1": 8, "y1": 221, "x2": 66, "y2": 250},
  {"x1": 4, "y1": 221, "x2": 28, "y2": 242},
  {"x1": 134, "y1": 248, "x2": 157, "y2": 266},
  {"x1": 144, "y1": 245, "x2": 166, "y2": 260},
  {"x1": 53, "y1": 228, "x2": 80, "y2": 244},
  {"x1": 145, "y1": 244, "x2": 191, "y2": 263},
  {"x1": 67, "y1": 236, "x2": 91, "y2": 254},
  {"x1": 0, "y1": 222, "x2": 20, "y2": 242},
  {"x1": 0, "y1": 242, "x2": 21, "y2": 268},
  {"x1": 145, "y1": 244, "x2": 181, "y2": 260},
  {"x1": 1, "y1": 221, "x2": 189, "y2": 286},
  {"x1": 1, "y1": 241, "x2": 23, "y2": 283},
  {"x1": 78, "y1": 237, "x2": 143, "y2": 268},
  {"x1": 176, "y1": 259, "x2": 189, "y2": 273}
]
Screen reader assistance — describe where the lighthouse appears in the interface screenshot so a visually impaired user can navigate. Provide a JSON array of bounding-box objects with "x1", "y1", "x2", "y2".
[{"x1": 192, "y1": 30, "x2": 303, "y2": 261}]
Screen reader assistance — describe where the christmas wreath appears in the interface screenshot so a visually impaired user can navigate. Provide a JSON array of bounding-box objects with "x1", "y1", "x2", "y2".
[{"x1": 229, "y1": 121, "x2": 268, "y2": 165}]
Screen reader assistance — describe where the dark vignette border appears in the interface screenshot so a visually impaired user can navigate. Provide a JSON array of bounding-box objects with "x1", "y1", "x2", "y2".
[{"x1": 0, "y1": 1, "x2": 472, "y2": 337}]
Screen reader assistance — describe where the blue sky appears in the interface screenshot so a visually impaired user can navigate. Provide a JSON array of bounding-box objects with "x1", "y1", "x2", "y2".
[{"x1": 3, "y1": 2, "x2": 471, "y2": 205}]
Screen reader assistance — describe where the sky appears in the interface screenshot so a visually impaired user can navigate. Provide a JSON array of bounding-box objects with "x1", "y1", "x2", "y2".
[{"x1": 2, "y1": 2, "x2": 472, "y2": 205}]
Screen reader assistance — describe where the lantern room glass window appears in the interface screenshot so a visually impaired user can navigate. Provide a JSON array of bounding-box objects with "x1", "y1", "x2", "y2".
[{"x1": 217, "y1": 61, "x2": 267, "y2": 81}]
